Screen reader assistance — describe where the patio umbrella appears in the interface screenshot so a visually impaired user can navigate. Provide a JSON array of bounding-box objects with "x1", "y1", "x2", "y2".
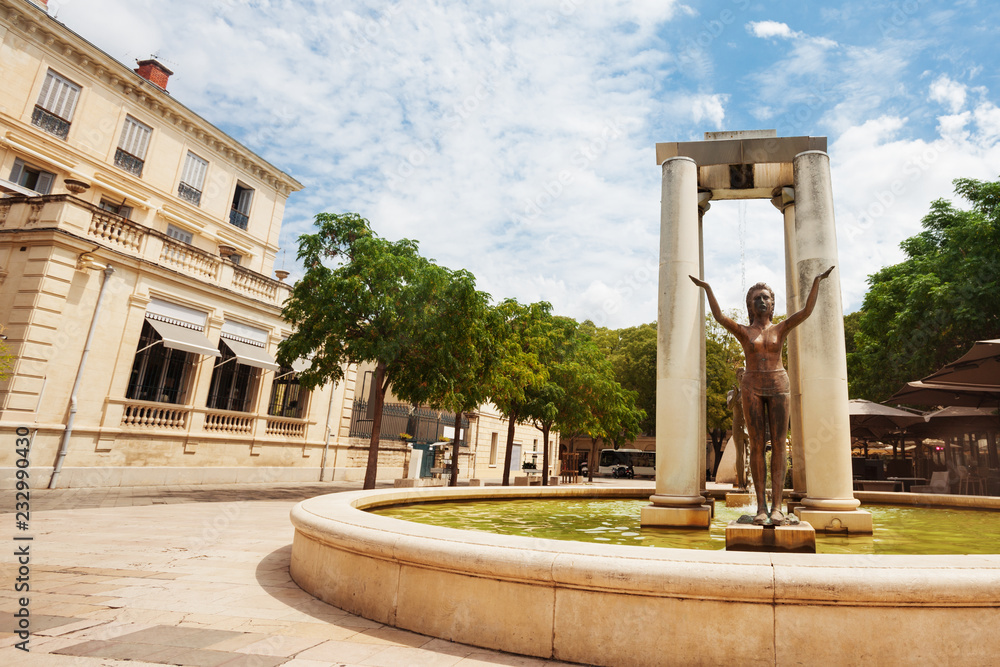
[
  {"x1": 924, "y1": 340, "x2": 1000, "y2": 386},
  {"x1": 848, "y1": 399, "x2": 924, "y2": 438},
  {"x1": 889, "y1": 380, "x2": 1000, "y2": 408}
]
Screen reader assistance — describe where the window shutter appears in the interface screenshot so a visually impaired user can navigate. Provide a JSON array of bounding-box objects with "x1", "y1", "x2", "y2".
[
  {"x1": 9, "y1": 158, "x2": 25, "y2": 185},
  {"x1": 36, "y1": 70, "x2": 81, "y2": 121},
  {"x1": 118, "y1": 116, "x2": 152, "y2": 159},
  {"x1": 180, "y1": 152, "x2": 208, "y2": 190},
  {"x1": 236, "y1": 187, "x2": 253, "y2": 214},
  {"x1": 35, "y1": 171, "x2": 55, "y2": 195}
]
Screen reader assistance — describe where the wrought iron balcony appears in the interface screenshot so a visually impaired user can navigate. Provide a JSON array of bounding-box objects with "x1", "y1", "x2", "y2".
[
  {"x1": 31, "y1": 106, "x2": 70, "y2": 139},
  {"x1": 177, "y1": 182, "x2": 202, "y2": 206},
  {"x1": 114, "y1": 148, "x2": 145, "y2": 177},
  {"x1": 229, "y1": 208, "x2": 249, "y2": 230}
]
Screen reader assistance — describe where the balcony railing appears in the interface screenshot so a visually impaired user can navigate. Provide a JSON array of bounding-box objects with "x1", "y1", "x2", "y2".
[
  {"x1": 114, "y1": 148, "x2": 145, "y2": 177},
  {"x1": 4, "y1": 195, "x2": 289, "y2": 306},
  {"x1": 265, "y1": 417, "x2": 306, "y2": 439},
  {"x1": 349, "y1": 400, "x2": 469, "y2": 445},
  {"x1": 121, "y1": 401, "x2": 189, "y2": 429},
  {"x1": 232, "y1": 265, "x2": 278, "y2": 302},
  {"x1": 229, "y1": 208, "x2": 249, "y2": 230},
  {"x1": 89, "y1": 210, "x2": 144, "y2": 253},
  {"x1": 204, "y1": 410, "x2": 255, "y2": 435},
  {"x1": 31, "y1": 106, "x2": 70, "y2": 140},
  {"x1": 177, "y1": 182, "x2": 203, "y2": 206},
  {"x1": 160, "y1": 236, "x2": 220, "y2": 281}
]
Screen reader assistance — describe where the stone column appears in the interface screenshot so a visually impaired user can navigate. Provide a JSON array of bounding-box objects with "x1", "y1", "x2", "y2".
[
  {"x1": 698, "y1": 193, "x2": 710, "y2": 494},
  {"x1": 641, "y1": 156, "x2": 710, "y2": 528},
  {"x1": 773, "y1": 187, "x2": 807, "y2": 503},
  {"x1": 791, "y1": 151, "x2": 871, "y2": 533}
]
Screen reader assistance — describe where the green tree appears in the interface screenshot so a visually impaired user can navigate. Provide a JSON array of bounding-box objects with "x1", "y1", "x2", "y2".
[
  {"x1": 849, "y1": 177, "x2": 1000, "y2": 401},
  {"x1": 279, "y1": 212, "x2": 446, "y2": 489},
  {"x1": 487, "y1": 299, "x2": 552, "y2": 486},
  {"x1": 706, "y1": 310, "x2": 744, "y2": 473},
  {"x1": 524, "y1": 317, "x2": 621, "y2": 485},
  {"x1": 389, "y1": 267, "x2": 495, "y2": 487},
  {"x1": 580, "y1": 321, "x2": 656, "y2": 435}
]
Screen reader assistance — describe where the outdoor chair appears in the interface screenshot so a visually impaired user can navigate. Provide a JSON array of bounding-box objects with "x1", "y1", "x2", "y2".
[
  {"x1": 957, "y1": 466, "x2": 986, "y2": 495},
  {"x1": 911, "y1": 471, "x2": 950, "y2": 494}
]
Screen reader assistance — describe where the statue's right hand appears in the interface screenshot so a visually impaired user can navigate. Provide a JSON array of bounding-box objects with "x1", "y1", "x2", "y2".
[{"x1": 689, "y1": 275, "x2": 708, "y2": 288}]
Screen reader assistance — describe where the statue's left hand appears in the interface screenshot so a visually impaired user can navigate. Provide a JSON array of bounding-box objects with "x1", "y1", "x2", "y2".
[{"x1": 818, "y1": 266, "x2": 835, "y2": 280}]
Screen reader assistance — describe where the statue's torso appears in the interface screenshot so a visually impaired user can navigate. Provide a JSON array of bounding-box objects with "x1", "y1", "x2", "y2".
[{"x1": 739, "y1": 322, "x2": 789, "y2": 397}]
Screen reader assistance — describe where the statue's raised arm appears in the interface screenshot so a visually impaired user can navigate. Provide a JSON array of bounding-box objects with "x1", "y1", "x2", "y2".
[
  {"x1": 689, "y1": 275, "x2": 742, "y2": 338},
  {"x1": 778, "y1": 266, "x2": 835, "y2": 334}
]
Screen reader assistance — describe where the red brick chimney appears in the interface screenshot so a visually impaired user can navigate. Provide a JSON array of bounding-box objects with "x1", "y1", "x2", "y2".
[
  {"x1": 135, "y1": 59, "x2": 173, "y2": 91},
  {"x1": 29, "y1": 0, "x2": 49, "y2": 9}
]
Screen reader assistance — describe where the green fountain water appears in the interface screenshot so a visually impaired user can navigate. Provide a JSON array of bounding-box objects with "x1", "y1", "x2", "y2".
[{"x1": 373, "y1": 498, "x2": 1000, "y2": 555}]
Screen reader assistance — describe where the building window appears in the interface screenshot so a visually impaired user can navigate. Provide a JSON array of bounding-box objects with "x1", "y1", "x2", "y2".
[
  {"x1": 126, "y1": 321, "x2": 195, "y2": 404},
  {"x1": 206, "y1": 344, "x2": 260, "y2": 413},
  {"x1": 32, "y1": 70, "x2": 80, "y2": 140},
  {"x1": 115, "y1": 116, "x2": 152, "y2": 177},
  {"x1": 177, "y1": 151, "x2": 208, "y2": 205},
  {"x1": 9, "y1": 159, "x2": 55, "y2": 195},
  {"x1": 229, "y1": 183, "x2": 253, "y2": 230},
  {"x1": 268, "y1": 369, "x2": 306, "y2": 418},
  {"x1": 165, "y1": 224, "x2": 193, "y2": 244},
  {"x1": 489, "y1": 432, "x2": 498, "y2": 465},
  {"x1": 99, "y1": 199, "x2": 132, "y2": 219}
]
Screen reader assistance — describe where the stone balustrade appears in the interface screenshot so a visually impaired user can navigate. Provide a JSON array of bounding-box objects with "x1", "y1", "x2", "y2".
[
  {"x1": 204, "y1": 410, "x2": 255, "y2": 435},
  {"x1": 233, "y1": 264, "x2": 279, "y2": 303},
  {"x1": 160, "y1": 236, "x2": 221, "y2": 281},
  {"x1": 0, "y1": 195, "x2": 290, "y2": 306},
  {"x1": 88, "y1": 210, "x2": 146, "y2": 253},
  {"x1": 265, "y1": 416, "x2": 306, "y2": 439},
  {"x1": 121, "y1": 401, "x2": 189, "y2": 429}
]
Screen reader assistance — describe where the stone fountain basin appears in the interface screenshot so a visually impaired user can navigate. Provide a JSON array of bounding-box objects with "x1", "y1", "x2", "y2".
[{"x1": 290, "y1": 486, "x2": 1000, "y2": 667}]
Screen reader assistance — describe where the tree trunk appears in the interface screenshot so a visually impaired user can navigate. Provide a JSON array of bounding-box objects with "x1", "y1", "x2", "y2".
[
  {"x1": 710, "y1": 428, "x2": 726, "y2": 478},
  {"x1": 449, "y1": 411, "x2": 462, "y2": 487},
  {"x1": 541, "y1": 424, "x2": 550, "y2": 486},
  {"x1": 502, "y1": 410, "x2": 517, "y2": 486},
  {"x1": 364, "y1": 361, "x2": 387, "y2": 490},
  {"x1": 588, "y1": 436, "x2": 598, "y2": 482}
]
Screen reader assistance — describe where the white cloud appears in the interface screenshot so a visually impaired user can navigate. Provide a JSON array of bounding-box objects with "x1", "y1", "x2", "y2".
[
  {"x1": 973, "y1": 102, "x2": 1000, "y2": 142},
  {"x1": 746, "y1": 20, "x2": 797, "y2": 40},
  {"x1": 690, "y1": 94, "x2": 728, "y2": 127},
  {"x1": 937, "y1": 112, "x2": 971, "y2": 142},
  {"x1": 929, "y1": 75, "x2": 968, "y2": 114}
]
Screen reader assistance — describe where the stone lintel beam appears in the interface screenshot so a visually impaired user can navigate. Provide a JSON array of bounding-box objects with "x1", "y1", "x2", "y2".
[{"x1": 655, "y1": 136, "x2": 828, "y2": 167}]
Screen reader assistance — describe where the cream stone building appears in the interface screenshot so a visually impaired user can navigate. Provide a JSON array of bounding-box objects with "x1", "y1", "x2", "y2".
[{"x1": 0, "y1": 0, "x2": 552, "y2": 488}]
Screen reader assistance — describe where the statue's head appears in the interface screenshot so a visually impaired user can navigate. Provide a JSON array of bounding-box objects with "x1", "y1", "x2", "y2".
[{"x1": 746, "y1": 282, "x2": 775, "y2": 322}]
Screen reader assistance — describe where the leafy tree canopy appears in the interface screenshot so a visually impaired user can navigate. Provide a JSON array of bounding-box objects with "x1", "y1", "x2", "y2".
[
  {"x1": 848, "y1": 177, "x2": 1000, "y2": 401},
  {"x1": 580, "y1": 320, "x2": 656, "y2": 435},
  {"x1": 278, "y1": 212, "x2": 484, "y2": 488}
]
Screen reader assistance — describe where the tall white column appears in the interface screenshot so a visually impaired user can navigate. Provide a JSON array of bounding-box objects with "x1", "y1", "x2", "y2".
[
  {"x1": 773, "y1": 187, "x2": 807, "y2": 501},
  {"x1": 698, "y1": 193, "x2": 710, "y2": 493},
  {"x1": 791, "y1": 151, "x2": 871, "y2": 533},
  {"x1": 642, "y1": 156, "x2": 710, "y2": 528}
]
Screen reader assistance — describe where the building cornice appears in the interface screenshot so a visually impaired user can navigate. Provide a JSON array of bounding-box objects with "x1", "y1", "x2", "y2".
[{"x1": 0, "y1": 0, "x2": 304, "y2": 197}]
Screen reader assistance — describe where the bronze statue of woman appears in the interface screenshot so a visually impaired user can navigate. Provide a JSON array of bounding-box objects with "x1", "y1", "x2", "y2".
[{"x1": 690, "y1": 267, "x2": 834, "y2": 525}]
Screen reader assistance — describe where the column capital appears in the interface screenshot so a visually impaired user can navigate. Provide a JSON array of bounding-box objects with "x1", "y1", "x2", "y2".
[
  {"x1": 698, "y1": 191, "x2": 712, "y2": 215},
  {"x1": 771, "y1": 186, "x2": 795, "y2": 212}
]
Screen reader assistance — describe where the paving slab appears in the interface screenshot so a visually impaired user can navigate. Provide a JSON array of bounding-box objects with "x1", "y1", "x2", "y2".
[{"x1": 0, "y1": 480, "x2": 571, "y2": 666}]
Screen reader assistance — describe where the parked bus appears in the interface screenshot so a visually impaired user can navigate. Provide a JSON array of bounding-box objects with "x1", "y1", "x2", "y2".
[{"x1": 597, "y1": 448, "x2": 655, "y2": 477}]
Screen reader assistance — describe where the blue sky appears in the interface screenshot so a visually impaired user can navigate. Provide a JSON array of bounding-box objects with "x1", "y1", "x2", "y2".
[{"x1": 50, "y1": 0, "x2": 1000, "y2": 328}]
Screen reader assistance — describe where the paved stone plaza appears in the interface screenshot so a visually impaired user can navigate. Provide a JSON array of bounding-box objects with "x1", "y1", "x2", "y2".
[{"x1": 0, "y1": 481, "x2": 583, "y2": 666}]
